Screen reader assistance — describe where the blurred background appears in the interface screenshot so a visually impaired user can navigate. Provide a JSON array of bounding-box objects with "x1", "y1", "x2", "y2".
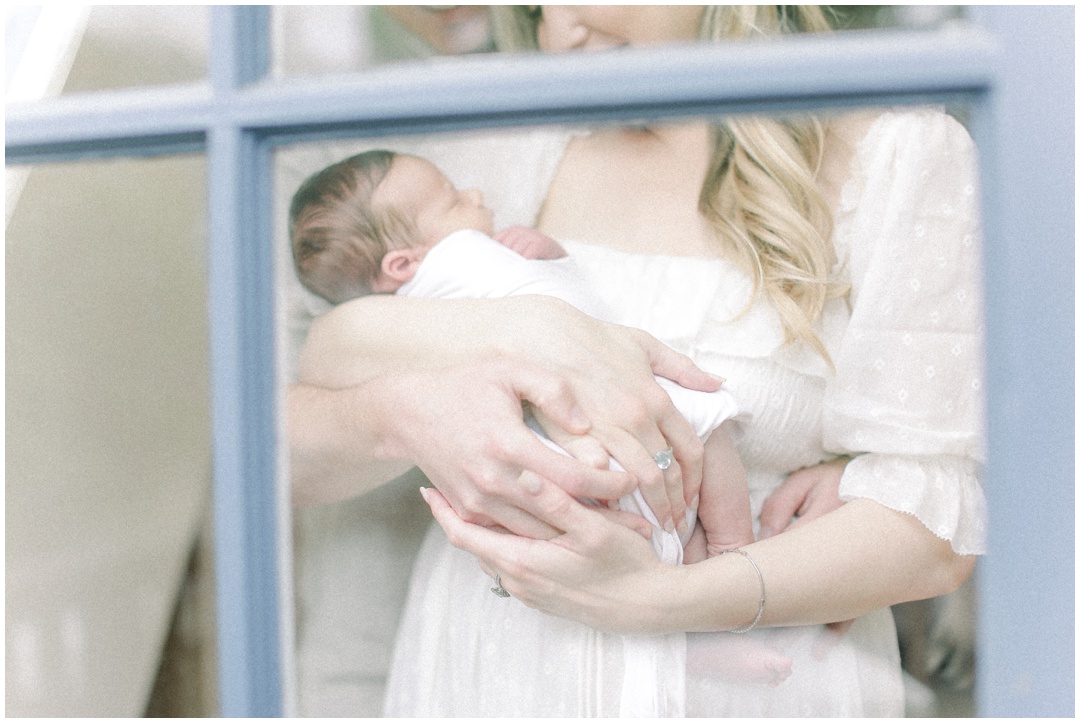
[{"x1": 6, "y1": 5, "x2": 972, "y2": 717}]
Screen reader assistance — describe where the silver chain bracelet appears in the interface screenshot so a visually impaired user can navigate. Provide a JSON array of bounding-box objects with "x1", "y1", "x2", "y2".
[{"x1": 719, "y1": 548, "x2": 765, "y2": 633}]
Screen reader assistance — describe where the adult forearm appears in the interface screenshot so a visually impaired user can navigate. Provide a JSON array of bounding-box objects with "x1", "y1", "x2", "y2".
[
  {"x1": 290, "y1": 295, "x2": 511, "y2": 505},
  {"x1": 288, "y1": 382, "x2": 414, "y2": 506},
  {"x1": 668, "y1": 499, "x2": 975, "y2": 633},
  {"x1": 426, "y1": 483, "x2": 977, "y2": 636},
  {"x1": 293, "y1": 292, "x2": 726, "y2": 528},
  {"x1": 299, "y1": 295, "x2": 506, "y2": 389}
]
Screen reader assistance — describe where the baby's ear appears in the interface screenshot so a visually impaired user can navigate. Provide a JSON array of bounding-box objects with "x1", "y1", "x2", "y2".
[{"x1": 371, "y1": 248, "x2": 421, "y2": 293}]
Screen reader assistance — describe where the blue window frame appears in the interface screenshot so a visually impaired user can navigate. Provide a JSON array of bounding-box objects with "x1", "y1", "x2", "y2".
[{"x1": 6, "y1": 6, "x2": 1073, "y2": 717}]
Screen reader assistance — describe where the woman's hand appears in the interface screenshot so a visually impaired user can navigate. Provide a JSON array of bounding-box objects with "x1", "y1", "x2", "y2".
[
  {"x1": 376, "y1": 354, "x2": 647, "y2": 539},
  {"x1": 426, "y1": 475, "x2": 976, "y2": 635},
  {"x1": 504, "y1": 297, "x2": 720, "y2": 534},
  {"x1": 295, "y1": 291, "x2": 721, "y2": 529},
  {"x1": 296, "y1": 294, "x2": 721, "y2": 533},
  {"x1": 420, "y1": 483, "x2": 676, "y2": 633}
]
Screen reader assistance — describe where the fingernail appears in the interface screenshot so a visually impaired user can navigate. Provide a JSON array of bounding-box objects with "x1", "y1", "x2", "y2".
[
  {"x1": 759, "y1": 524, "x2": 775, "y2": 539},
  {"x1": 677, "y1": 519, "x2": 688, "y2": 535},
  {"x1": 608, "y1": 499, "x2": 619, "y2": 510},
  {"x1": 419, "y1": 487, "x2": 431, "y2": 502},
  {"x1": 569, "y1": 406, "x2": 590, "y2": 432},
  {"x1": 691, "y1": 494, "x2": 700, "y2": 509},
  {"x1": 664, "y1": 519, "x2": 675, "y2": 533},
  {"x1": 708, "y1": 373, "x2": 727, "y2": 384}
]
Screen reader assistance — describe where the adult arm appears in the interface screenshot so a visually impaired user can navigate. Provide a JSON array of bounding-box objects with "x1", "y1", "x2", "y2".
[
  {"x1": 291, "y1": 293, "x2": 721, "y2": 532},
  {"x1": 423, "y1": 484, "x2": 974, "y2": 634},
  {"x1": 424, "y1": 109, "x2": 987, "y2": 632}
]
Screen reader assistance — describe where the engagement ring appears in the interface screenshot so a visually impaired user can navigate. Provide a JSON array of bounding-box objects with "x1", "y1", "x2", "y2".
[
  {"x1": 652, "y1": 447, "x2": 674, "y2": 470},
  {"x1": 490, "y1": 574, "x2": 511, "y2": 598}
]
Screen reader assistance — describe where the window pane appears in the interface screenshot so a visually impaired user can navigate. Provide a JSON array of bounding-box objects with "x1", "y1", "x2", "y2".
[
  {"x1": 272, "y1": 5, "x2": 497, "y2": 77},
  {"x1": 5, "y1": 5, "x2": 209, "y2": 100},
  {"x1": 269, "y1": 5, "x2": 966, "y2": 79},
  {"x1": 276, "y1": 100, "x2": 982, "y2": 717},
  {"x1": 6, "y1": 154, "x2": 215, "y2": 715},
  {"x1": 67, "y1": 6, "x2": 207, "y2": 93}
]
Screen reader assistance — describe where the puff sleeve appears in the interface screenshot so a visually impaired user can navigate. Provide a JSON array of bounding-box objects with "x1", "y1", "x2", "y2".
[{"x1": 823, "y1": 109, "x2": 988, "y2": 554}]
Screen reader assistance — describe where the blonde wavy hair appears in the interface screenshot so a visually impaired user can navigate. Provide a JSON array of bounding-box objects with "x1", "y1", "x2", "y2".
[{"x1": 491, "y1": 5, "x2": 847, "y2": 362}]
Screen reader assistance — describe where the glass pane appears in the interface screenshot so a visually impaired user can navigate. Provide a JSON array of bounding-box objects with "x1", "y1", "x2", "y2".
[
  {"x1": 273, "y1": 5, "x2": 497, "y2": 76},
  {"x1": 276, "y1": 100, "x2": 982, "y2": 716},
  {"x1": 65, "y1": 6, "x2": 208, "y2": 94},
  {"x1": 829, "y1": 4, "x2": 966, "y2": 30},
  {"x1": 6, "y1": 154, "x2": 215, "y2": 716},
  {"x1": 270, "y1": 5, "x2": 967, "y2": 78},
  {"x1": 5, "y1": 5, "x2": 208, "y2": 103}
]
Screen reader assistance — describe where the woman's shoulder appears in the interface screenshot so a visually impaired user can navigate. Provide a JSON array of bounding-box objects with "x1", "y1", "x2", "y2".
[
  {"x1": 835, "y1": 106, "x2": 974, "y2": 171},
  {"x1": 827, "y1": 106, "x2": 972, "y2": 167},
  {"x1": 825, "y1": 107, "x2": 976, "y2": 209},
  {"x1": 825, "y1": 107, "x2": 886, "y2": 152},
  {"x1": 828, "y1": 105, "x2": 983, "y2": 308}
]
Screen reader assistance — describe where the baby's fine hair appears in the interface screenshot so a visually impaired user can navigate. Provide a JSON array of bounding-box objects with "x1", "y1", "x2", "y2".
[{"x1": 289, "y1": 150, "x2": 417, "y2": 304}]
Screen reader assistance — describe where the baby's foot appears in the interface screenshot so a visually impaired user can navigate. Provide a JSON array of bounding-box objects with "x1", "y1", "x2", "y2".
[{"x1": 686, "y1": 632, "x2": 793, "y2": 687}]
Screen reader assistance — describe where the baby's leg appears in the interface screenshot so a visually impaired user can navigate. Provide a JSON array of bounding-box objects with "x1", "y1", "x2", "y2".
[
  {"x1": 686, "y1": 434, "x2": 791, "y2": 689},
  {"x1": 696, "y1": 424, "x2": 754, "y2": 557},
  {"x1": 686, "y1": 632, "x2": 793, "y2": 688}
]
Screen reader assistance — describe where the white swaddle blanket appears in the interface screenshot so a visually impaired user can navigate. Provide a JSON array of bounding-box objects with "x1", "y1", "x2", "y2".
[{"x1": 401, "y1": 230, "x2": 741, "y2": 716}]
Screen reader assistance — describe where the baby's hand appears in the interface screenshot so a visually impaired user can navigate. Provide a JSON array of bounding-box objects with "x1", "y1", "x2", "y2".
[
  {"x1": 682, "y1": 521, "x2": 708, "y2": 564},
  {"x1": 695, "y1": 427, "x2": 754, "y2": 557},
  {"x1": 494, "y1": 226, "x2": 569, "y2": 260}
]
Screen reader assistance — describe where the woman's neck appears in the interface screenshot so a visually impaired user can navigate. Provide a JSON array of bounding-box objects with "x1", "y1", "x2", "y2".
[
  {"x1": 640, "y1": 120, "x2": 711, "y2": 152},
  {"x1": 538, "y1": 120, "x2": 722, "y2": 257}
]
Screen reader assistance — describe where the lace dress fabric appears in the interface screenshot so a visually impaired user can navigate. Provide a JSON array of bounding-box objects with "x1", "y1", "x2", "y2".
[{"x1": 383, "y1": 108, "x2": 986, "y2": 716}]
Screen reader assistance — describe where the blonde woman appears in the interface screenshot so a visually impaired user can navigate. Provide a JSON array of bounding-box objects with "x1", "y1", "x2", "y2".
[{"x1": 293, "y1": 5, "x2": 986, "y2": 716}]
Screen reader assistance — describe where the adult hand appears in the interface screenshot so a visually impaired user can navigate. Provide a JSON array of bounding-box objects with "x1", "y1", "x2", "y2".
[
  {"x1": 378, "y1": 354, "x2": 639, "y2": 539},
  {"x1": 420, "y1": 482, "x2": 673, "y2": 634},
  {"x1": 299, "y1": 294, "x2": 720, "y2": 533},
  {"x1": 509, "y1": 298, "x2": 721, "y2": 534},
  {"x1": 758, "y1": 456, "x2": 850, "y2": 539}
]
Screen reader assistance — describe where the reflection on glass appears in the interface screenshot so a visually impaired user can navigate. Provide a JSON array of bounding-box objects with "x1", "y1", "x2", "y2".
[{"x1": 6, "y1": 155, "x2": 214, "y2": 716}]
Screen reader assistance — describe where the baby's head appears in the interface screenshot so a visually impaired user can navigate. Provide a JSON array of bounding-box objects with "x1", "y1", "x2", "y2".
[{"x1": 290, "y1": 150, "x2": 494, "y2": 303}]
